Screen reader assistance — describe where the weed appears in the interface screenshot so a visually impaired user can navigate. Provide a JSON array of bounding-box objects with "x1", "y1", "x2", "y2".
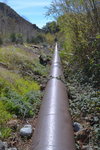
[
  {"x1": 67, "y1": 76, "x2": 100, "y2": 149},
  {"x1": 0, "y1": 101, "x2": 12, "y2": 126},
  {"x1": 0, "y1": 127, "x2": 12, "y2": 139}
]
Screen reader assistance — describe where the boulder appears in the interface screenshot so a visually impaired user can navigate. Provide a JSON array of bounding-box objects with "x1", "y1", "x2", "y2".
[
  {"x1": 0, "y1": 141, "x2": 5, "y2": 150},
  {"x1": 20, "y1": 124, "x2": 32, "y2": 137},
  {"x1": 8, "y1": 148, "x2": 17, "y2": 150},
  {"x1": 3, "y1": 142, "x2": 7, "y2": 150},
  {"x1": 82, "y1": 145, "x2": 93, "y2": 150},
  {"x1": 73, "y1": 122, "x2": 83, "y2": 132}
]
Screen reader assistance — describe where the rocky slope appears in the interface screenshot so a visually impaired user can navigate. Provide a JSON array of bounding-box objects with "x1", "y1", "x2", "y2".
[{"x1": 0, "y1": 2, "x2": 41, "y2": 42}]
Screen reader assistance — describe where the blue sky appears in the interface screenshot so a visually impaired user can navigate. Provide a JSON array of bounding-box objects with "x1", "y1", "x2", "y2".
[{"x1": 0, "y1": 0, "x2": 54, "y2": 28}]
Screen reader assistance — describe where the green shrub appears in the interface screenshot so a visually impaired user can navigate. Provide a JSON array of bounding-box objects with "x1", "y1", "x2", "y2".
[
  {"x1": 31, "y1": 34, "x2": 45, "y2": 44},
  {"x1": 0, "y1": 69, "x2": 40, "y2": 94},
  {"x1": 27, "y1": 38, "x2": 30, "y2": 43},
  {"x1": 10, "y1": 33, "x2": 16, "y2": 42},
  {"x1": 1, "y1": 86, "x2": 42, "y2": 118},
  {"x1": 0, "y1": 37, "x2": 3, "y2": 45},
  {"x1": 2, "y1": 95, "x2": 33, "y2": 117},
  {"x1": 16, "y1": 33, "x2": 23, "y2": 44},
  {"x1": 0, "y1": 69, "x2": 41, "y2": 118},
  {"x1": 33, "y1": 62, "x2": 48, "y2": 76},
  {"x1": 14, "y1": 78, "x2": 40, "y2": 95},
  {"x1": 24, "y1": 91, "x2": 42, "y2": 115},
  {"x1": 67, "y1": 76, "x2": 100, "y2": 149},
  {"x1": 10, "y1": 33, "x2": 23, "y2": 44},
  {"x1": 45, "y1": 33, "x2": 55, "y2": 45}
]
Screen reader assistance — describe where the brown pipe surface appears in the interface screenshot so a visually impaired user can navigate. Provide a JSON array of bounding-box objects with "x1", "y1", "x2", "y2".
[{"x1": 30, "y1": 43, "x2": 76, "y2": 150}]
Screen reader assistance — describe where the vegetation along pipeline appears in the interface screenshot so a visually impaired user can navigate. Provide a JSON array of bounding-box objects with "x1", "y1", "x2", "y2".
[{"x1": 30, "y1": 43, "x2": 76, "y2": 150}]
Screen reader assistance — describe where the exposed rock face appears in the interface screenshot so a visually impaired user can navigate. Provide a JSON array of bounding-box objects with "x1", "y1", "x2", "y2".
[{"x1": 0, "y1": 2, "x2": 41, "y2": 42}]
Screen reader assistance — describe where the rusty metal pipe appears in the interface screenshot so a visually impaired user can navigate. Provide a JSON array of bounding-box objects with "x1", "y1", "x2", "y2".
[{"x1": 30, "y1": 43, "x2": 76, "y2": 150}]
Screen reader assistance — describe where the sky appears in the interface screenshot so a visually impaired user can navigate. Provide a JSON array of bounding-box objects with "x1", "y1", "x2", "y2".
[{"x1": 0, "y1": 0, "x2": 54, "y2": 28}]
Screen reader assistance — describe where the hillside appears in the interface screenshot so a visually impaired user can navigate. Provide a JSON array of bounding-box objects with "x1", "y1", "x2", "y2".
[
  {"x1": 0, "y1": 43, "x2": 51, "y2": 149},
  {"x1": 0, "y1": 2, "x2": 41, "y2": 42}
]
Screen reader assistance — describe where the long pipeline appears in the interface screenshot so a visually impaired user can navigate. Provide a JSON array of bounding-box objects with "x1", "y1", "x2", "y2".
[{"x1": 30, "y1": 43, "x2": 76, "y2": 150}]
